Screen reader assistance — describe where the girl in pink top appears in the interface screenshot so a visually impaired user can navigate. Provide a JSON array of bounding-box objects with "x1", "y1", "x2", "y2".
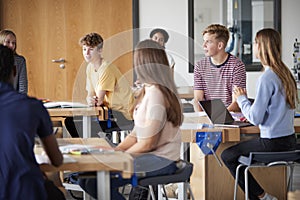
[
  {"x1": 116, "y1": 39, "x2": 183, "y2": 199},
  {"x1": 79, "y1": 39, "x2": 183, "y2": 200}
]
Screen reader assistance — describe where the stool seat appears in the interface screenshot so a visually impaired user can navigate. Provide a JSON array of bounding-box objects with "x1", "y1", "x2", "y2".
[
  {"x1": 138, "y1": 160, "x2": 194, "y2": 200},
  {"x1": 139, "y1": 160, "x2": 193, "y2": 186},
  {"x1": 234, "y1": 150, "x2": 300, "y2": 200}
]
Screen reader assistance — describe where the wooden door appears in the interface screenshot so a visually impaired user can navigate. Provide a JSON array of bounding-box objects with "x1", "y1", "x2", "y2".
[{"x1": 0, "y1": 0, "x2": 133, "y2": 101}]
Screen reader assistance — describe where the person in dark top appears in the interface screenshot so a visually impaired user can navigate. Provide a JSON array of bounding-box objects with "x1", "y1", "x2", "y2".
[
  {"x1": 0, "y1": 44, "x2": 64, "y2": 200},
  {"x1": 0, "y1": 29, "x2": 28, "y2": 94},
  {"x1": 150, "y1": 28, "x2": 175, "y2": 71}
]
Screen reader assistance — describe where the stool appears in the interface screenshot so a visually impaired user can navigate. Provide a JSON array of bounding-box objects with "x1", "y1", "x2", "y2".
[
  {"x1": 234, "y1": 150, "x2": 300, "y2": 200},
  {"x1": 138, "y1": 160, "x2": 195, "y2": 200}
]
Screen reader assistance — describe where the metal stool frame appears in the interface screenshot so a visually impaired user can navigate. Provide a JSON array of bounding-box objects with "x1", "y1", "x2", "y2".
[{"x1": 233, "y1": 150, "x2": 300, "y2": 200}]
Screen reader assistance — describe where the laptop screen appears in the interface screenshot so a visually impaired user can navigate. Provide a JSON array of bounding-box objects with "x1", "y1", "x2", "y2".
[{"x1": 198, "y1": 99, "x2": 234, "y2": 124}]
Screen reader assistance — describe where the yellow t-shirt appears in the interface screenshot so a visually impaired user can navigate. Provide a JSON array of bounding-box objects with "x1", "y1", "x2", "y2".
[{"x1": 86, "y1": 61, "x2": 133, "y2": 120}]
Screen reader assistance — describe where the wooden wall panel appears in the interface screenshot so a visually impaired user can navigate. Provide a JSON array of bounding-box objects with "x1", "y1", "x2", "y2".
[{"x1": 0, "y1": 0, "x2": 133, "y2": 101}]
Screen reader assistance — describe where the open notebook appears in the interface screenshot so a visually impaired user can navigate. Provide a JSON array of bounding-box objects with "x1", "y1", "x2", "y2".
[
  {"x1": 35, "y1": 154, "x2": 77, "y2": 164},
  {"x1": 198, "y1": 99, "x2": 252, "y2": 128}
]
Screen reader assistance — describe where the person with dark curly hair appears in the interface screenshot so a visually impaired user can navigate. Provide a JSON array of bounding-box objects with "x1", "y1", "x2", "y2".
[
  {"x1": 150, "y1": 28, "x2": 175, "y2": 72},
  {"x1": 0, "y1": 44, "x2": 64, "y2": 200}
]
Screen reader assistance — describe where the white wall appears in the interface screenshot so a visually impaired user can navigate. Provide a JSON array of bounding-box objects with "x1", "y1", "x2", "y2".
[
  {"x1": 281, "y1": 0, "x2": 300, "y2": 70},
  {"x1": 139, "y1": 0, "x2": 191, "y2": 86},
  {"x1": 194, "y1": 0, "x2": 221, "y2": 55},
  {"x1": 246, "y1": 72, "x2": 263, "y2": 98}
]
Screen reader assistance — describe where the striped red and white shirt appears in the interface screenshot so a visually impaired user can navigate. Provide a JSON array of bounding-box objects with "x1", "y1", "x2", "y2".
[{"x1": 194, "y1": 54, "x2": 246, "y2": 107}]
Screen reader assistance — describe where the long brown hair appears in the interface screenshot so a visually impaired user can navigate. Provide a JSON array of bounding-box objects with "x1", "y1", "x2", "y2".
[
  {"x1": 255, "y1": 28, "x2": 298, "y2": 108},
  {"x1": 132, "y1": 39, "x2": 183, "y2": 126}
]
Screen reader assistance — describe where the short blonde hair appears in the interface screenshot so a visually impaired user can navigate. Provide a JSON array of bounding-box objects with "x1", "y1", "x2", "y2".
[
  {"x1": 0, "y1": 29, "x2": 17, "y2": 53},
  {"x1": 202, "y1": 24, "x2": 229, "y2": 46}
]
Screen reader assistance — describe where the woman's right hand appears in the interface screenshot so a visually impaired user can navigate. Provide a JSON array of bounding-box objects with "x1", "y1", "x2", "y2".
[
  {"x1": 86, "y1": 96, "x2": 97, "y2": 107},
  {"x1": 233, "y1": 86, "x2": 247, "y2": 99}
]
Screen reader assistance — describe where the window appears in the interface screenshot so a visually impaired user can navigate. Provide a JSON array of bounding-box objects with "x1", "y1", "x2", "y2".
[{"x1": 188, "y1": 0, "x2": 281, "y2": 72}]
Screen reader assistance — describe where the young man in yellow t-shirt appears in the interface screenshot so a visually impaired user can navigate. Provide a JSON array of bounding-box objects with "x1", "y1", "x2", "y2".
[{"x1": 65, "y1": 33, "x2": 133, "y2": 137}]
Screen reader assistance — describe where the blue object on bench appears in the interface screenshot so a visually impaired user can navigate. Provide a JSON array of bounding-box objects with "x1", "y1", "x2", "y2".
[{"x1": 196, "y1": 131, "x2": 222, "y2": 155}]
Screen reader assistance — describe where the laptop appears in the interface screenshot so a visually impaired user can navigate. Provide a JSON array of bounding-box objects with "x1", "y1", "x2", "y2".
[{"x1": 198, "y1": 99, "x2": 253, "y2": 127}]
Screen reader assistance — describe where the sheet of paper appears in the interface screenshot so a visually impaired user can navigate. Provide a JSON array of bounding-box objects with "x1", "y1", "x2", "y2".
[
  {"x1": 180, "y1": 123, "x2": 205, "y2": 130},
  {"x1": 35, "y1": 154, "x2": 77, "y2": 164},
  {"x1": 230, "y1": 112, "x2": 245, "y2": 121},
  {"x1": 183, "y1": 112, "x2": 206, "y2": 118},
  {"x1": 59, "y1": 144, "x2": 114, "y2": 154}
]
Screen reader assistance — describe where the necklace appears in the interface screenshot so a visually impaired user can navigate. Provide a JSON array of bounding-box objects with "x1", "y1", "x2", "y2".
[{"x1": 92, "y1": 58, "x2": 103, "y2": 72}]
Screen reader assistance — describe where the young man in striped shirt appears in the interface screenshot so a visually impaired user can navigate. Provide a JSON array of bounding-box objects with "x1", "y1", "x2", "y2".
[{"x1": 193, "y1": 24, "x2": 246, "y2": 112}]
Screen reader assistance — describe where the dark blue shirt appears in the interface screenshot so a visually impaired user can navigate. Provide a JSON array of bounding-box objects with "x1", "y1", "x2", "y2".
[{"x1": 0, "y1": 82, "x2": 53, "y2": 200}]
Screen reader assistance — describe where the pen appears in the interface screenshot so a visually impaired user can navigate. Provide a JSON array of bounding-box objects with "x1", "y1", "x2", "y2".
[
  {"x1": 69, "y1": 149, "x2": 89, "y2": 155},
  {"x1": 69, "y1": 148, "x2": 115, "y2": 155}
]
